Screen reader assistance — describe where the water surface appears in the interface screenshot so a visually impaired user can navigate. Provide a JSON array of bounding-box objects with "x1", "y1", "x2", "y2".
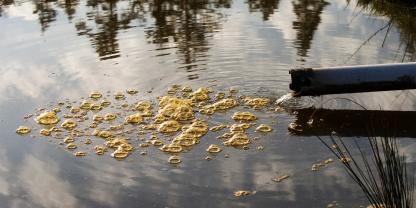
[{"x1": 1, "y1": 0, "x2": 416, "y2": 207}]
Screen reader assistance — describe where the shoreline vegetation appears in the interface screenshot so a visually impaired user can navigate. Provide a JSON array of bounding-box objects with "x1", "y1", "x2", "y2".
[
  {"x1": 316, "y1": 114, "x2": 414, "y2": 208},
  {"x1": 348, "y1": 0, "x2": 416, "y2": 61}
]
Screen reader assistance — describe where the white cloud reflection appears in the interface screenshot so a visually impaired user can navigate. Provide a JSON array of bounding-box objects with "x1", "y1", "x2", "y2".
[{"x1": 18, "y1": 155, "x2": 77, "y2": 208}]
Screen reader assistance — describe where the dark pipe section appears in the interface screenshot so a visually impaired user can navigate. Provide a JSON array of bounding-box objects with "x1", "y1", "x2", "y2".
[
  {"x1": 289, "y1": 108, "x2": 416, "y2": 138},
  {"x1": 289, "y1": 63, "x2": 416, "y2": 97}
]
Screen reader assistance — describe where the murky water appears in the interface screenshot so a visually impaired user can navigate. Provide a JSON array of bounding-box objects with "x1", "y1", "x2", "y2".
[{"x1": 1, "y1": 0, "x2": 416, "y2": 207}]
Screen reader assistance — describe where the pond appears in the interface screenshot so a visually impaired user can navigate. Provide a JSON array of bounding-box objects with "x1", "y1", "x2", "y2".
[{"x1": 1, "y1": 0, "x2": 416, "y2": 207}]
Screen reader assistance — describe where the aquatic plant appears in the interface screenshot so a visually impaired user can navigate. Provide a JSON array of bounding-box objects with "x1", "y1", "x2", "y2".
[{"x1": 316, "y1": 131, "x2": 414, "y2": 207}]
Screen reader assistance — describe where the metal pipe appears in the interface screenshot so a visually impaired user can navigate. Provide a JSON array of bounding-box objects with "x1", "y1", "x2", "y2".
[{"x1": 289, "y1": 62, "x2": 416, "y2": 97}]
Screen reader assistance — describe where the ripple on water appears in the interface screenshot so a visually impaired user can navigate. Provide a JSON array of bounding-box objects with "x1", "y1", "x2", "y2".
[{"x1": 275, "y1": 93, "x2": 316, "y2": 109}]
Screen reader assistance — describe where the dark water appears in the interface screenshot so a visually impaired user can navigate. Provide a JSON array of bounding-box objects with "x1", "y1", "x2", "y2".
[{"x1": 1, "y1": 0, "x2": 416, "y2": 207}]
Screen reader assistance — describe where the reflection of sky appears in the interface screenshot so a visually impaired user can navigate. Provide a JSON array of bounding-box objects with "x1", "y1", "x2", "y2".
[
  {"x1": 1, "y1": 0, "x2": 416, "y2": 207},
  {"x1": 0, "y1": 0, "x2": 411, "y2": 103}
]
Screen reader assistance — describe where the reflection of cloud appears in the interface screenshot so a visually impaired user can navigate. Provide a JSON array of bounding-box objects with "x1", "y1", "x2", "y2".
[
  {"x1": 0, "y1": 148, "x2": 10, "y2": 196},
  {"x1": 18, "y1": 156, "x2": 77, "y2": 208},
  {"x1": 84, "y1": 164, "x2": 139, "y2": 206},
  {"x1": 0, "y1": 62, "x2": 57, "y2": 101},
  {"x1": 5, "y1": 2, "x2": 37, "y2": 21}
]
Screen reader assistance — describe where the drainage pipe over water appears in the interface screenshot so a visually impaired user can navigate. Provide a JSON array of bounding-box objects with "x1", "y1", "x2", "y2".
[{"x1": 289, "y1": 62, "x2": 416, "y2": 97}]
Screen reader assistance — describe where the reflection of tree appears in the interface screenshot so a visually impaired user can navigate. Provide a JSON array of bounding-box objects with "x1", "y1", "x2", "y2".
[
  {"x1": 145, "y1": 0, "x2": 230, "y2": 77},
  {"x1": 292, "y1": 0, "x2": 329, "y2": 58},
  {"x1": 57, "y1": 0, "x2": 80, "y2": 20},
  {"x1": 0, "y1": 0, "x2": 14, "y2": 17},
  {"x1": 74, "y1": 0, "x2": 144, "y2": 60},
  {"x1": 247, "y1": 0, "x2": 280, "y2": 21},
  {"x1": 33, "y1": 0, "x2": 58, "y2": 32},
  {"x1": 72, "y1": 0, "x2": 231, "y2": 65},
  {"x1": 348, "y1": 0, "x2": 416, "y2": 62}
]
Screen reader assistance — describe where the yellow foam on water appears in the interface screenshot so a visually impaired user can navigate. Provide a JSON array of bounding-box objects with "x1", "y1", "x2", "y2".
[
  {"x1": 89, "y1": 91, "x2": 102, "y2": 99},
  {"x1": 70, "y1": 107, "x2": 80, "y2": 114},
  {"x1": 215, "y1": 92, "x2": 225, "y2": 100},
  {"x1": 16, "y1": 126, "x2": 31, "y2": 135},
  {"x1": 159, "y1": 144, "x2": 183, "y2": 153},
  {"x1": 114, "y1": 92, "x2": 125, "y2": 100},
  {"x1": 181, "y1": 86, "x2": 192, "y2": 92},
  {"x1": 139, "y1": 143, "x2": 150, "y2": 148},
  {"x1": 256, "y1": 124, "x2": 272, "y2": 133},
  {"x1": 135, "y1": 101, "x2": 153, "y2": 117},
  {"x1": 233, "y1": 190, "x2": 252, "y2": 197},
  {"x1": 126, "y1": 89, "x2": 138, "y2": 95},
  {"x1": 106, "y1": 137, "x2": 134, "y2": 159},
  {"x1": 157, "y1": 96, "x2": 195, "y2": 121},
  {"x1": 242, "y1": 97, "x2": 269, "y2": 108},
  {"x1": 61, "y1": 119, "x2": 77, "y2": 130},
  {"x1": 35, "y1": 111, "x2": 59, "y2": 125},
  {"x1": 93, "y1": 115, "x2": 104, "y2": 122},
  {"x1": 191, "y1": 87, "x2": 210, "y2": 102},
  {"x1": 90, "y1": 104, "x2": 102, "y2": 111},
  {"x1": 80, "y1": 101, "x2": 93, "y2": 110},
  {"x1": 158, "y1": 120, "x2": 181, "y2": 133},
  {"x1": 125, "y1": 113, "x2": 143, "y2": 124},
  {"x1": 104, "y1": 113, "x2": 117, "y2": 121},
  {"x1": 206, "y1": 144, "x2": 222, "y2": 153},
  {"x1": 232, "y1": 112, "x2": 257, "y2": 122},
  {"x1": 18, "y1": 86, "x2": 275, "y2": 162},
  {"x1": 210, "y1": 124, "x2": 227, "y2": 132},
  {"x1": 93, "y1": 129, "x2": 113, "y2": 139},
  {"x1": 100, "y1": 99, "x2": 111, "y2": 107},
  {"x1": 75, "y1": 151, "x2": 87, "y2": 157},
  {"x1": 199, "y1": 98, "x2": 238, "y2": 115},
  {"x1": 66, "y1": 143, "x2": 77, "y2": 149},
  {"x1": 168, "y1": 155, "x2": 181, "y2": 164},
  {"x1": 40, "y1": 128, "x2": 51, "y2": 136},
  {"x1": 224, "y1": 133, "x2": 250, "y2": 147},
  {"x1": 94, "y1": 145, "x2": 107, "y2": 155},
  {"x1": 64, "y1": 136, "x2": 74, "y2": 143},
  {"x1": 272, "y1": 175, "x2": 290, "y2": 183}
]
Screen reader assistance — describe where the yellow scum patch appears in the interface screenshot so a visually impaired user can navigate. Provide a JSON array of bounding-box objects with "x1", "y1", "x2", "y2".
[
  {"x1": 168, "y1": 155, "x2": 181, "y2": 164},
  {"x1": 223, "y1": 133, "x2": 251, "y2": 147},
  {"x1": 16, "y1": 126, "x2": 31, "y2": 135},
  {"x1": 199, "y1": 98, "x2": 238, "y2": 115},
  {"x1": 166, "y1": 120, "x2": 209, "y2": 153},
  {"x1": 126, "y1": 88, "x2": 138, "y2": 95},
  {"x1": 125, "y1": 113, "x2": 143, "y2": 124},
  {"x1": 104, "y1": 113, "x2": 117, "y2": 121},
  {"x1": 35, "y1": 111, "x2": 60, "y2": 125},
  {"x1": 232, "y1": 111, "x2": 257, "y2": 122},
  {"x1": 89, "y1": 91, "x2": 102, "y2": 99},
  {"x1": 80, "y1": 100, "x2": 93, "y2": 110},
  {"x1": 190, "y1": 87, "x2": 210, "y2": 102},
  {"x1": 114, "y1": 92, "x2": 126, "y2": 100},
  {"x1": 157, "y1": 96, "x2": 195, "y2": 121},
  {"x1": 255, "y1": 124, "x2": 273, "y2": 133},
  {"x1": 158, "y1": 120, "x2": 181, "y2": 133},
  {"x1": 206, "y1": 144, "x2": 222, "y2": 153},
  {"x1": 210, "y1": 124, "x2": 227, "y2": 132},
  {"x1": 135, "y1": 100, "x2": 153, "y2": 117},
  {"x1": 242, "y1": 97, "x2": 270, "y2": 108},
  {"x1": 39, "y1": 128, "x2": 51, "y2": 136},
  {"x1": 106, "y1": 137, "x2": 134, "y2": 160},
  {"x1": 233, "y1": 190, "x2": 253, "y2": 197},
  {"x1": 61, "y1": 119, "x2": 77, "y2": 130},
  {"x1": 17, "y1": 86, "x2": 277, "y2": 161},
  {"x1": 94, "y1": 145, "x2": 107, "y2": 155}
]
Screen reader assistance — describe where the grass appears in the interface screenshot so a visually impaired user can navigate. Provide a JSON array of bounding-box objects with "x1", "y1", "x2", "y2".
[
  {"x1": 345, "y1": 0, "x2": 416, "y2": 62},
  {"x1": 316, "y1": 131, "x2": 414, "y2": 207}
]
